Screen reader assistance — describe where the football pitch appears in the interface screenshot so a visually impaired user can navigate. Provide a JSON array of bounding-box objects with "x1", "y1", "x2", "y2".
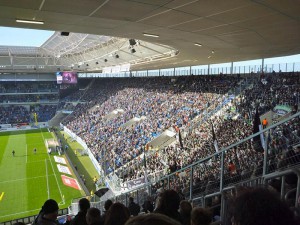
[{"x1": 0, "y1": 129, "x2": 84, "y2": 222}]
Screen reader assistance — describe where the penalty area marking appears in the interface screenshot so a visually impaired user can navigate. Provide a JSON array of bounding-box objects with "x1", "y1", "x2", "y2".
[
  {"x1": 0, "y1": 208, "x2": 40, "y2": 218},
  {"x1": 0, "y1": 174, "x2": 55, "y2": 184}
]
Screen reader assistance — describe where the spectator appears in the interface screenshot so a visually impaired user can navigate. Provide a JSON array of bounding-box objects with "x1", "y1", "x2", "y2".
[
  {"x1": 128, "y1": 197, "x2": 141, "y2": 216},
  {"x1": 191, "y1": 208, "x2": 212, "y2": 225},
  {"x1": 104, "y1": 203, "x2": 130, "y2": 225},
  {"x1": 34, "y1": 199, "x2": 59, "y2": 225},
  {"x1": 142, "y1": 196, "x2": 154, "y2": 213},
  {"x1": 231, "y1": 188, "x2": 297, "y2": 225},
  {"x1": 71, "y1": 198, "x2": 90, "y2": 225},
  {"x1": 100, "y1": 199, "x2": 113, "y2": 225},
  {"x1": 86, "y1": 208, "x2": 101, "y2": 225},
  {"x1": 179, "y1": 200, "x2": 192, "y2": 225},
  {"x1": 262, "y1": 118, "x2": 268, "y2": 129},
  {"x1": 154, "y1": 190, "x2": 182, "y2": 223}
]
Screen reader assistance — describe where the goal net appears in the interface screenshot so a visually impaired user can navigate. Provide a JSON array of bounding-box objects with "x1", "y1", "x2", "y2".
[{"x1": 45, "y1": 139, "x2": 60, "y2": 153}]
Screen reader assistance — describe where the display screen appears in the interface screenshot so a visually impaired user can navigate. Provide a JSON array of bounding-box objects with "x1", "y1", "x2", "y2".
[{"x1": 56, "y1": 71, "x2": 78, "y2": 84}]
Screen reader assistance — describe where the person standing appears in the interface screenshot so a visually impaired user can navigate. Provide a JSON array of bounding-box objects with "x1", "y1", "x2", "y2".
[
  {"x1": 128, "y1": 197, "x2": 140, "y2": 216},
  {"x1": 34, "y1": 148, "x2": 37, "y2": 154},
  {"x1": 262, "y1": 118, "x2": 268, "y2": 129},
  {"x1": 70, "y1": 198, "x2": 90, "y2": 225},
  {"x1": 12, "y1": 150, "x2": 15, "y2": 157}
]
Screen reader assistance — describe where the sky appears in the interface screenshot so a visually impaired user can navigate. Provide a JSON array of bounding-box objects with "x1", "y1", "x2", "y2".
[{"x1": 0, "y1": 27, "x2": 54, "y2": 47}]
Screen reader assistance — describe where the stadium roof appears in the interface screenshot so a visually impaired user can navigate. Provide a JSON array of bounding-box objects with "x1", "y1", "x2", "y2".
[{"x1": 0, "y1": 0, "x2": 299, "y2": 72}]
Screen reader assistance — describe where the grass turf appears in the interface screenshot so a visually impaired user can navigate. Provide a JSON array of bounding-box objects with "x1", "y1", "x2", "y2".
[
  {"x1": 57, "y1": 131, "x2": 100, "y2": 193},
  {"x1": 0, "y1": 129, "x2": 84, "y2": 222}
]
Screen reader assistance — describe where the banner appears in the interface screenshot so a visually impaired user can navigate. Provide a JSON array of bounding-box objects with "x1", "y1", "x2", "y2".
[
  {"x1": 54, "y1": 156, "x2": 67, "y2": 165},
  {"x1": 57, "y1": 164, "x2": 72, "y2": 175},
  {"x1": 61, "y1": 175, "x2": 81, "y2": 190},
  {"x1": 127, "y1": 177, "x2": 146, "y2": 189}
]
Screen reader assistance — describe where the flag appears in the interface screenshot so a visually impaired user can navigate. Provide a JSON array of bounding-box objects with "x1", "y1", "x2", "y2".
[
  {"x1": 252, "y1": 108, "x2": 264, "y2": 152},
  {"x1": 211, "y1": 122, "x2": 219, "y2": 152},
  {"x1": 179, "y1": 129, "x2": 184, "y2": 149}
]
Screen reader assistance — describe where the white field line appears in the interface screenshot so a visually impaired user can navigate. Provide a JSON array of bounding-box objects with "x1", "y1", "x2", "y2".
[
  {"x1": 0, "y1": 208, "x2": 40, "y2": 218},
  {"x1": 0, "y1": 174, "x2": 55, "y2": 184},
  {"x1": 45, "y1": 159, "x2": 50, "y2": 199},
  {"x1": 40, "y1": 129, "x2": 64, "y2": 203},
  {"x1": 26, "y1": 144, "x2": 28, "y2": 163}
]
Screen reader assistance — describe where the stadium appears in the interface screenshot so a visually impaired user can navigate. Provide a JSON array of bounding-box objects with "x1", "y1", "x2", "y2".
[{"x1": 0, "y1": 1, "x2": 300, "y2": 225}]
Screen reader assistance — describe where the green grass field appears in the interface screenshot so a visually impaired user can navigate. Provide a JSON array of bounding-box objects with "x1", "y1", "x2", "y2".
[{"x1": 0, "y1": 129, "x2": 84, "y2": 222}]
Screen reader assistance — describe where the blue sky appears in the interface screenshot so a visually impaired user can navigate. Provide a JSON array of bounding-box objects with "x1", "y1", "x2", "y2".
[{"x1": 0, "y1": 27, "x2": 54, "y2": 47}]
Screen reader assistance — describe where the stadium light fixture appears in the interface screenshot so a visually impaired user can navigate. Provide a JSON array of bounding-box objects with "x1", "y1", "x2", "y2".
[
  {"x1": 143, "y1": 33, "x2": 159, "y2": 38},
  {"x1": 194, "y1": 43, "x2": 202, "y2": 47},
  {"x1": 16, "y1": 19, "x2": 44, "y2": 25}
]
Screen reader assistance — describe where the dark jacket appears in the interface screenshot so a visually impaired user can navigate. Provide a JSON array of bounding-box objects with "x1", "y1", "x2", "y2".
[
  {"x1": 70, "y1": 211, "x2": 88, "y2": 225},
  {"x1": 128, "y1": 202, "x2": 140, "y2": 216},
  {"x1": 34, "y1": 214, "x2": 58, "y2": 225}
]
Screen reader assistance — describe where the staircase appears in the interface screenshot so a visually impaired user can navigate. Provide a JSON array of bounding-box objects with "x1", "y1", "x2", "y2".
[{"x1": 48, "y1": 111, "x2": 68, "y2": 127}]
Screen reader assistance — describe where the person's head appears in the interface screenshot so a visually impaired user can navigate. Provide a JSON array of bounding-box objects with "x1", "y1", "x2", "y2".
[
  {"x1": 105, "y1": 202, "x2": 130, "y2": 225},
  {"x1": 158, "y1": 190, "x2": 181, "y2": 212},
  {"x1": 231, "y1": 188, "x2": 297, "y2": 225},
  {"x1": 41, "y1": 199, "x2": 59, "y2": 220},
  {"x1": 79, "y1": 198, "x2": 90, "y2": 213},
  {"x1": 129, "y1": 197, "x2": 134, "y2": 203},
  {"x1": 191, "y1": 208, "x2": 212, "y2": 225},
  {"x1": 104, "y1": 199, "x2": 113, "y2": 211},
  {"x1": 125, "y1": 213, "x2": 181, "y2": 225},
  {"x1": 86, "y1": 207, "x2": 101, "y2": 225},
  {"x1": 179, "y1": 200, "x2": 192, "y2": 217}
]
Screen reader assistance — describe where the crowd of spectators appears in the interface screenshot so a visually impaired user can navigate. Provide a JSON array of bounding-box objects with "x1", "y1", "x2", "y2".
[
  {"x1": 0, "y1": 81, "x2": 58, "y2": 93},
  {"x1": 42, "y1": 187, "x2": 298, "y2": 225},
  {"x1": 0, "y1": 81, "x2": 60, "y2": 123},
  {"x1": 0, "y1": 105, "x2": 30, "y2": 123},
  {"x1": 132, "y1": 72, "x2": 300, "y2": 198},
  {"x1": 64, "y1": 76, "x2": 240, "y2": 175},
  {"x1": 0, "y1": 94, "x2": 59, "y2": 103},
  {"x1": 0, "y1": 104, "x2": 57, "y2": 124},
  {"x1": 62, "y1": 72, "x2": 300, "y2": 191}
]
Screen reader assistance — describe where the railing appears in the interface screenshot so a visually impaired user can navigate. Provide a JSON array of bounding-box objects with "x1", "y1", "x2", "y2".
[
  {"x1": 109, "y1": 111, "x2": 300, "y2": 208},
  {"x1": 78, "y1": 61, "x2": 300, "y2": 78}
]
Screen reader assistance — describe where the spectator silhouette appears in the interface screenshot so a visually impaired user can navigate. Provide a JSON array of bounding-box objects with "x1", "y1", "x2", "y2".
[
  {"x1": 154, "y1": 190, "x2": 182, "y2": 223},
  {"x1": 71, "y1": 198, "x2": 90, "y2": 225},
  {"x1": 86, "y1": 208, "x2": 101, "y2": 225},
  {"x1": 33, "y1": 199, "x2": 59, "y2": 225},
  {"x1": 100, "y1": 199, "x2": 113, "y2": 225},
  {"x1": 191, "y1": 208, "x2": 212, "y2": 225},
  {"x1": 231, "y1": 188, "x2": 297, "y2": 225},
  {"x1": 128, "y1": 197, "x2": 140, "y2": 216},
  {"x1": 179, "y1": 200, "x2": 192, "y2": 225},
  {"x1": 104, "y1": 202, "x2": 130, "y2": 225}
]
